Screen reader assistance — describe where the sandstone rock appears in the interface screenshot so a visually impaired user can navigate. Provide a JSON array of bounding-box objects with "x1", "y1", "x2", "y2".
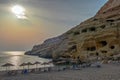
[
  {"x1": 25, "y1": 0, "x2": 120, "y2": 61},
  {"x1": 96, "y1": 0, "x2": 120, "y2": 19}
]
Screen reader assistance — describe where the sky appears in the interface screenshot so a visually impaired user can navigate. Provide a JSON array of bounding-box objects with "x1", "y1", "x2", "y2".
[{"x1": 0, "y1": 0, "x2": 108, "y2": 51}]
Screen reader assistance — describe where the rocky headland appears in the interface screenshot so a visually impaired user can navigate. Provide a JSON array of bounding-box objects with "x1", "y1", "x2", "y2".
[{"x1": 25, "y1": 0, "x2": 120, "y2": 62}]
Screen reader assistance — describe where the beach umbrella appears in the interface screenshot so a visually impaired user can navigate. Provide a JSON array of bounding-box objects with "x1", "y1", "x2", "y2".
[
  {"x1": 42, "y1": 62, "x2": 48, "y2": 67},
  {"x1": 48, "y1": 61, "x2": 53, "y2": 67},
  {"x1": 42, "y1": 62, "x2": 46, "y2": 65},
  {"x1": 1, "y1": 63, "x2": 14, "y2": 71},
  {"x1": 41, "y1": 62, "x2": 48, "y2": 71},
  {"x1": 55, "y1": 61, "x2": 67, "y2": 65},
  {"x1": 54, "y1": 61, "x2": 67, "y2": 71},
  {"x1": 55, "y1": 61, "x2": 67, "y2": 66},
  {"x1": 19, "y1": 63, "x2": 27, "y2": 69},
  {"x1": 34, "y1": 61, "x2": 41, "y2": 69},
  {"x1": 26, "y1": 62, "x2": 34, "y2": 70}
]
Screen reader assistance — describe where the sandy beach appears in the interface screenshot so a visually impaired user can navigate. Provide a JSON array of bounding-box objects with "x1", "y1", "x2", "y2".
[{"x1": 1, "y1": 64, "x2": 120, "y2": 80}]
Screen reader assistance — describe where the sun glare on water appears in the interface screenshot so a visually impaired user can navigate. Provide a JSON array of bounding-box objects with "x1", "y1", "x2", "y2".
[
  {"x1": 3, "y1": 51, "x2": 25, "y2": 56},
  {"x1": 11, "y1": 5, "x2": 27, "y2": 19}
]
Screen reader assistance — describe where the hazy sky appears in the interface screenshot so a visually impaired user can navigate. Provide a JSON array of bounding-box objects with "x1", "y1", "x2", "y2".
[{"x1": 0, "y1": 0, "x2": 108, "y2": 51}]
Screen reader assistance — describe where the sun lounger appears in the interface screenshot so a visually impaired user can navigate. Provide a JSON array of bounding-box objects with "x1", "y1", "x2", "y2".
[{"x1": 21, "y1": 69, "x2": 28, "y2": 74}]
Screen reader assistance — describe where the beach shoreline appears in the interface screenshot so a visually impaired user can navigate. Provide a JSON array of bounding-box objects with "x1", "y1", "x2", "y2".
[{"x1": 1, "y1": 63, "x2": 120, "y2": 80}]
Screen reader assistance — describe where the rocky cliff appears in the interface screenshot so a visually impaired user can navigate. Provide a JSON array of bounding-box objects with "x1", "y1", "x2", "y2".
[{"x1": 25, "y1": 0, "x2": 120, "y2": 61}]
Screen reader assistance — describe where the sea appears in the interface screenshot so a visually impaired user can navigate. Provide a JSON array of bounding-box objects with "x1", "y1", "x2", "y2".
[{"x1": 0, "y1": 51, "x2": 52, "y2": 71}]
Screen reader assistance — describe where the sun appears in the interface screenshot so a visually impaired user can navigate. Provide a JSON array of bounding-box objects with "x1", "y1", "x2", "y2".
[{"x1": 11, "y1": 5, "x2": 27, "y2": 19}]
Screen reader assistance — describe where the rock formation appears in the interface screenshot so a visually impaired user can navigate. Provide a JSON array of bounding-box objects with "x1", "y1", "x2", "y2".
[{"x1": 25, "y1": 0, "x2": 120, "y2": 61}]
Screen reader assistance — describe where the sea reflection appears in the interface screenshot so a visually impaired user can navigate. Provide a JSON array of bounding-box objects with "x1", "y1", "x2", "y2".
[
  {"x1": 0, "y1": 51, "x2": 51, "y2": 71},
  {"x1": 9, "y1": 56, "x2": 21, "y2": 69},
  {"x1": 3, "y1": 51, "x2": 24, "y2": 56}
]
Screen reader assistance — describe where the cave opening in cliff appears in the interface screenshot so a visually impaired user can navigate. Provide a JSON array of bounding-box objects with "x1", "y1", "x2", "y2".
[
  {"x1": 96, "y1": 52, "x2": 99, "y2": 56},
  {"x1": 86, "y1": 47, "x2": 90, "y2": 51},
  {"x1": 86, "y1": 46, "x2": 96, "y2": 51},
  {"x1": 73, "y1": 31, "x2": 80, "y2": 35},
  {"x1": 110, "y1": 46, "x2": 115, "y2": 49},
  {"x1": 99, "y1": 41, "x2": 107, "y2": 47},
  {"x1": 89, "y1": 27, "x2": 96, "y2": 31},
  {"x1": 91, "y1": 47, "x2": 96, "y2": 51},
  {"x1": 101, "y1": 50, "x2": 107, "y2": 53},
  {"x1": 68, "y1": 45, "x2": 77, "y2": 52},
  {"x1": 100, "y1": 25, "x2": 106, "y2": 29},
  {"x1": 106, "y1": 19, "x2": 115, "y2": 22},
  {"x1": 82, "y1": 28, "x2": 87, "y2": 33},
  {"x1": 93, "y1": 18, "x2": 98, "y2": 21}
]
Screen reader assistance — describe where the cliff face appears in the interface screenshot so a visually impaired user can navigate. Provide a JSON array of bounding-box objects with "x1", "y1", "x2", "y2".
[
  {"x1": 25, "y1": 35, "x2": 69, "y2": 58},
  {"x1": 96, "y1": 0, "x2": 120, "y2": 19},
  {"x1": 25, "y1": 0, "x2": 120, "y2": 61}
]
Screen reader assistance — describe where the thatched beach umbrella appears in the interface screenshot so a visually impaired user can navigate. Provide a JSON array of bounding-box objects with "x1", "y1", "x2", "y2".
[
  {"x1": 1, "y1": 63, "x2": 14, "y2": 71},
  {"x1": 55, "y1": 61, "x2": 67, "y2": 66},
  {"x1": 26, "y1": 62, "x2": 33, "y2": 70},
  {"x1": 48, "y1": 61, "x2": 53, "y2": 67},
  {"x1": 19, "y1": 63, "x2": 27, "y2": 69},
  {"x1": 42, "y1": 62, "x2": 48, "y2": 67},
  {"x1": 54, "y1": 61, "x2": 67, "y2": 71},
  {"x1": 34, "y1": 61, "x2": 41, "y2": 69},
  {"x1": 41, "y1": 62, "x2": 49, "y2": 71},
  {"x1": 56, "y1": 61, "x2": 67, "y2": 65}
]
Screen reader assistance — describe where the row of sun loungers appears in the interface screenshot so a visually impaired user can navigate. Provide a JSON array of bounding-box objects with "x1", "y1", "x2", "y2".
[{"x1": 2, "y1": 62, "x2": 102, "y2": 76}]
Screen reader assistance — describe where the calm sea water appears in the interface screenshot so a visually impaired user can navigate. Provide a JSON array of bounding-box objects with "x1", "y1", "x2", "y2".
[{"x1": 0, "y1": 51, "x2": 52, "y2": 71}]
